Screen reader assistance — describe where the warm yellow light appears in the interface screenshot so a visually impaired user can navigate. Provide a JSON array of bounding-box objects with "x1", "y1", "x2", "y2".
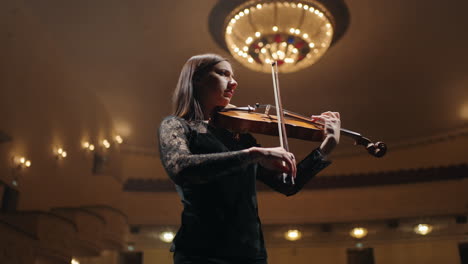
[
  {"x1": 20, "y1": 157, "x2": 26, "y2": 163},
  {"x1": 350, "y1": 227, "x2": 368, "y2": 239},
  {"x1": 61, "y1": 151, "x2": 67, "y2": 158},
  {"x1": 57, "y1": 148, "x2": 63, "y2": 154},
  {"x1": 115, "y1": 135, "x2": 123, "y2": 144},
  {"x1": 159, "y1": 231, "x2": 175, "y2": 243},
  {"x1": 414, "y1": 224, "x2": 433, "y2": 235},
  {"x1": 103, "y1": 139, "x2": 110, "y2": 148},
  {"x1": 248, "y1": 58, "x2": 254, "y2": 63},
  {"x1": 244, "y1": 8, "x2": 249, "y2": 14},
  {"x1": 71, "y1": 259, "x2": 80, "y2": 264},
  {"x1": 284, "y1": 229, "x2": 302, "y2": 241},
  {"x1": 460, "y1": 103, "x2": 468, "y2": 120},
  {"x1": 272, "y1": 26, "x2": 278, "y2": 32},
  {"x1": 303, "y1": 33, "x2": 309, "y2": 38},
  {"x1": 89, "y1": 144, "x2": 95, "y2": 151},
  {"x1": 309, "y1": 42, "x2": 315, "y2": 48},
  {"x1": 246, "y1": 37, "x2": 253, "y2": 44},
  {"x1": 255, "y1": 31, "x2": 261, "y2": 37},
  {"x1": 82, "y1": 142, "x2": 90, "y2": 149},
  {"x1": 25, "y1": 160, "x2": 31, "y2": 167},
  {"x1": 298, "y1": 3, "x2": 303, "y2": 8},
  {"x1": 243, "y1": 46, "x2": 248, "y2": 51},
  {"x1": 295, "y1": 29, "x2": 300, "y2": 34},
  {"x1": 256, "y1": 3, "x2": 262, "y2": 9}
]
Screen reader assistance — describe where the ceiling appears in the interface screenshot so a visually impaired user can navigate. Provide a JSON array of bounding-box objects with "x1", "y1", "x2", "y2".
[{"x1": 4, "y1": 0, "x2": 468, "y2": 159}]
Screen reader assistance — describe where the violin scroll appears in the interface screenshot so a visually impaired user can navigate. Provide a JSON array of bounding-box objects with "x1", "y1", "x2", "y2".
[{"x1": 355, "y1": 137, "x2": 387, "y2": 158}]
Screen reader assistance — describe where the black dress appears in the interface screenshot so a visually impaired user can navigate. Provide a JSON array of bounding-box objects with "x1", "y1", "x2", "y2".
[{"x1": 158, "y1": 116, "x2": 331, "y2": 264}]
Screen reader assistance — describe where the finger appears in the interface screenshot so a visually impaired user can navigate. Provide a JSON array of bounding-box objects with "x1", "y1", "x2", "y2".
[{"x1": 282, "y1": 153, "x2": 294, "y2": 174}]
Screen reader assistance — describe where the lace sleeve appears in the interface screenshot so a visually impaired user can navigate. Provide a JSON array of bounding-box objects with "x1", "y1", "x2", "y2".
[
  {"x1": 158, "y1": 116, "x2": 254, "y2": 185},
  {"x1": 256, "y1": 148, "x2": 331, "y2": 196}
]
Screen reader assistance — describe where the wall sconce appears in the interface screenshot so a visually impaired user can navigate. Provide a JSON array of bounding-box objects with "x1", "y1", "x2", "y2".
[
  {"x1": 350, "y1": 227, "x2": 368, "y2": 239},
  {"x1": 159, "y1": 231, "x2": 175, "y2": 243},
  {"x1": 102, "y1": 139, "x2": 111, "y2": 149},
  {"x1": 82, "y1": 141, "x2": 95, "y2": 151},
  {"x1": 13, "y1": 156, "x2": 32, "y2": 169},
  {"x1": 414, "y1": 224, "x2": 433, "y2": 235},
  {"x1": 114, "y1": 135, "x2": 123, "y2": 144},
  {"x1": 127, "y1": 242, "x2": 135, "y2": 251},
  {"x1": 55, "y1": 147, "x2": 67, "y2": 159},
  {"x1": 284, "y1": 229, "x2": 302, "y2": 241}
]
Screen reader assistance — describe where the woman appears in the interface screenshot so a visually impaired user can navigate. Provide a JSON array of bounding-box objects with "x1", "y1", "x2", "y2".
[{"x1": 158, "y1": 54, "x2": 340, "y2": 264}]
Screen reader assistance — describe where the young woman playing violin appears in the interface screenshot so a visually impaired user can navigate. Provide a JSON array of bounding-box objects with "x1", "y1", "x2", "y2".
[{"x1": 158, "y1": 53, "x2": 341, "y2": 264}]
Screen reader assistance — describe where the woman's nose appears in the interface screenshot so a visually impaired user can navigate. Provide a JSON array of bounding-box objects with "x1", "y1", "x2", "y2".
[{"x1": 228, "y1": 79, "x2": 238, "y2": 90}]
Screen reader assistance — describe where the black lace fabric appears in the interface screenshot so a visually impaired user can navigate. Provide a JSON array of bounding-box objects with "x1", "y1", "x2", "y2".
[{"x1": 158, "y1": 116, "x2": 253, "y2": 185}]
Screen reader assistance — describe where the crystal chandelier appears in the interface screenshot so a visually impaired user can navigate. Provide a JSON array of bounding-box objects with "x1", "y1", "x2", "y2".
[{"x1": 224, "y1": 0, "x2": 336, "y2": 73}]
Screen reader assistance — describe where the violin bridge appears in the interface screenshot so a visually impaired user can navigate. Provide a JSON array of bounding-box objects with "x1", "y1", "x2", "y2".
[{"x1": 264, "y1": 104, "x2": 271, "y2": 117}]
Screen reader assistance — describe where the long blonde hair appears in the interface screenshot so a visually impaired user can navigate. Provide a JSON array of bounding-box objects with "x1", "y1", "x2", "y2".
[{"x1": 173, "y1": 54, "x2": 227, "y2": 121}]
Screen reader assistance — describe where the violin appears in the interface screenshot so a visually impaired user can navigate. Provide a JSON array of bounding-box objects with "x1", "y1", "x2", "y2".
[
  {"x1": 214, "y1": 61, "x2": 386, "y2": 159},
  {"x1": 213, "y1": 104, "x2": 387, "y2": 158}
]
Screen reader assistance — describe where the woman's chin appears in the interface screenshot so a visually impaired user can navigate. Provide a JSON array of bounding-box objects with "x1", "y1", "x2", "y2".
[{"x1": 218, "y1": 98, "x2": 231, "y2": 107}]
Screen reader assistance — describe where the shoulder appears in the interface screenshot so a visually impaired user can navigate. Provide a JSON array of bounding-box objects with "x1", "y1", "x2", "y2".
[{"x1": 159, "y1": 116, "x2": 190, "y2": 133}]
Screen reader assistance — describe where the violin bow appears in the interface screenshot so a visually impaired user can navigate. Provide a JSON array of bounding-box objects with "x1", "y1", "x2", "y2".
[{"x1": 271, "y1": 62, "x2": 295, "y2": 184}]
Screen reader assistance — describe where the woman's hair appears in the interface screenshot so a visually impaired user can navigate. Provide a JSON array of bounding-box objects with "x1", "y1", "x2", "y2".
[{"x1": 173, "y1": 53, "x2": 227, "y2": 120}]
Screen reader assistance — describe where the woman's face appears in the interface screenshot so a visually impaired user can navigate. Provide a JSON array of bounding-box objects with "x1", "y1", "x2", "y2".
[{"x1": 196, "y1": 61, "x2": 238, "y2": 109}]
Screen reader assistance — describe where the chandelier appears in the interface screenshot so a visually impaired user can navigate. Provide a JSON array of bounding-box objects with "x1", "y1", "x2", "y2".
[{"x1": 224, "y1": 0, "x2": 337, "y2": 73}]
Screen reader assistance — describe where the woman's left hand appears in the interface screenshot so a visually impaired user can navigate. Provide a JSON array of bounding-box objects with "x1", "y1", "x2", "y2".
[{"x1": 311, "y1": 111, "x2": 341, "y2": 157}]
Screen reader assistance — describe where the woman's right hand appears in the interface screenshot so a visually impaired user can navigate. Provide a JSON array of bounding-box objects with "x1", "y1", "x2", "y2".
[{"x1": 247, "y1": 147, "x2": 297, "y2": 178}]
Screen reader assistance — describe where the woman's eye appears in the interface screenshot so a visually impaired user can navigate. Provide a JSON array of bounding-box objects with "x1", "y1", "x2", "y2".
[{"x1": 218, "y1": 71, "x2": 229, "y2": 77}]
